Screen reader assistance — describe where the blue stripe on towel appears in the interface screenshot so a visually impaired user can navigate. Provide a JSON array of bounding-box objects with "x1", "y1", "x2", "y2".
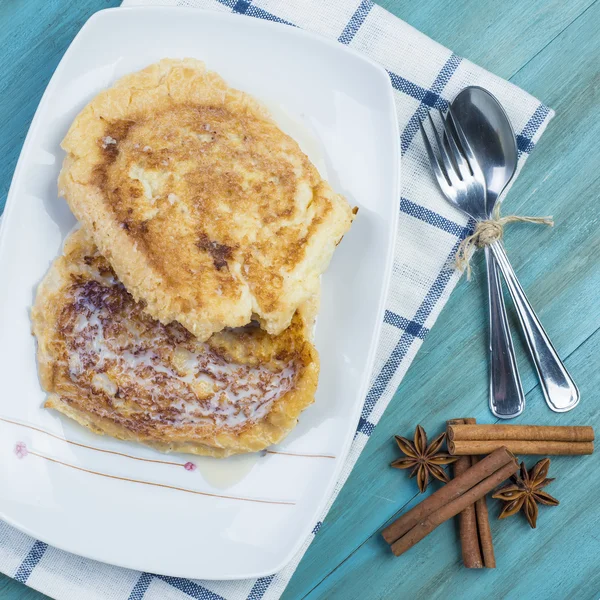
[
  {"x1": 14, "y1": 540, "x2": 48, "y2": 583},
  {"x1": 517, "y1": 103, "x2": 551, "y2": 154},
  {"x1": 158, "y1": 575, "x2": 226, "y2": 600},
  {"x1": 400, "y1": 197, "x2": 469, "y2": 237},
  {"x1": 338, "y1": 0, "x2": 374, "y2": 44},
  {"x1": 384, "y1": 311, "x2": 430, "y2": 339},
  {"x1": 400, "y1": 54, "x2": 462, "y2": 155},
  {"x1": 247, "y1": 575, "x2": 276, "y2": 600},
  {"x1": 128, "y1": 573, "x2": 153, "y2": 600}
]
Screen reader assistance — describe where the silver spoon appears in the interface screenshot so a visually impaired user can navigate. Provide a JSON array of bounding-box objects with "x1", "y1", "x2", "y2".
[
  {"x1": 451, "y1": 87, "x2": 579, "y2": 413},
  {"x1": 451, "y1": 87, "x2": 524, "y2": 418}
]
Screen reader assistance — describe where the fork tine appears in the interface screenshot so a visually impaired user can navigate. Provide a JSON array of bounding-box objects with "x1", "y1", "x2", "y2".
[
  {"x1": 419, "y1": 119, "x2": 451, "y2": 193},
  {"x1": 439, "y1": 109, "x2": 470, "y2": 181},
  {"x1": 427, "y1": 111, "x2": 458, "y2": 185},
  {"x1": 446, "y1": 108, "x2": 486, "y2": 184}
]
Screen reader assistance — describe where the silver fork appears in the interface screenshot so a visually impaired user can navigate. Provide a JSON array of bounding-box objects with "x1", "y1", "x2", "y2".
[{"x1": 420, "y1": 109, "x2": 579, "y2": 414}]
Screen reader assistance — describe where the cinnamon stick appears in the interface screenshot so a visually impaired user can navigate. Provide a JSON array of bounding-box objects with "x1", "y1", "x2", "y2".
[
  {"x1": 448, "y1": 424, "x2": 594, "y2": 443},
  {"x1": 449, "y1": 418, "x2": 483, "y2": 568},
  {"x1": 448, "y1": 419, "x2": 495, "y2": 568},
  {"x1": 382, "y1": 447, "x2": 518, "y2": 556},
  {"x1": 389, "y1": 458, "x2": 517, "y2": 557},
  {"x1": 448, "y1": 439, "x2": 594, "y2": 456},
  {"x1": 472, "y1": 456, "x2": 495, "y2": 568}
]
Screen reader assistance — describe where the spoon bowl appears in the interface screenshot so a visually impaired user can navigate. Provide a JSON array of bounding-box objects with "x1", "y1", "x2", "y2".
[{"x1": 451, "y1": 86, "x2": 518, "y2": 211}]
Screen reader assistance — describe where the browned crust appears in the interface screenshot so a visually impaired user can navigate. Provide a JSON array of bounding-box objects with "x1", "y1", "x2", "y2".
[
  {"x1": 32, "y1": 229, "x2": 319, "y2": 458},
  {"x1": 59, "y1": 58, "x2": 354, "y2": 340}
]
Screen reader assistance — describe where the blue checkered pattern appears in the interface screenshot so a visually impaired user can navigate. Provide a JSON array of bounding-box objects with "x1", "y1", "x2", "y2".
[{"x1": 0, "y1": 0, "x2": 553, "y2": 598}]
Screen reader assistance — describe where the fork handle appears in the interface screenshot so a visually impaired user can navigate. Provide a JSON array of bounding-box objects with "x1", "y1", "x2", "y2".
[
  {"x1": 485, "y1": 248, "x2": 525, "y2": 418},
  {"x1": 489, "y1": 240, "x2": 579, "y2": 412}
]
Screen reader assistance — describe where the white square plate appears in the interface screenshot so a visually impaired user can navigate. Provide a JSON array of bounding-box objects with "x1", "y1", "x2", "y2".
[{"x1": 0, "y1": 7, "x2": 398, "y2": 580}]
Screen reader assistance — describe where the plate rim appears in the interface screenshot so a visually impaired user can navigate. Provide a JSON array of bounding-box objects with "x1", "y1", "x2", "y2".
[{"x1": 0, "y1": 5, "x2": 400, "y2": 580}]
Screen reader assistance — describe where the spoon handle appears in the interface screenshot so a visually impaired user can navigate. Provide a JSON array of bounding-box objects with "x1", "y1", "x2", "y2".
[
  {"x1": 485, "y1": 248, "x2": 525, "y2": 418},
  {"x1": 489, "y1": 240, "x2": 580, "y2": 412}
]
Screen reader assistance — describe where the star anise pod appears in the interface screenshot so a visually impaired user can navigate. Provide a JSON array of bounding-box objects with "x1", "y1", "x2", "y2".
[
  {"x1": 492, "y1": 458, "x2": 559, "y2": 528},
  {"x1": 391, "y1": 425, "x2": 458, "y2": 493}
]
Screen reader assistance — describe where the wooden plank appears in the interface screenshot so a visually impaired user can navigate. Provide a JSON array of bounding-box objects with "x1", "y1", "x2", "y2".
[
  {"x1": 284, "y1": 0, "x2": 600, "y2": 597},
  {"x1": 301, "y1": 326, "x2": 600, "y2": 599},
  {"x1": 377, "y1": 0, "x2": 596, "y2": 79},
  {"x1": 0, "y1": 577, "x2": 49, "y2": 600}
]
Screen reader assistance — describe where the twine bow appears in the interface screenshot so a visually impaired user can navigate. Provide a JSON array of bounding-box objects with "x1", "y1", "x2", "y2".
[{"x1": 455, "y1": 208, "x2": 554, "y2": 279}]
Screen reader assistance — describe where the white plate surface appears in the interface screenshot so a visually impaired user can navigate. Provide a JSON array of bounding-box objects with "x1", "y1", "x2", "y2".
[{"x1": 0, "y1": 7, "x2": 399, "y2": 580}]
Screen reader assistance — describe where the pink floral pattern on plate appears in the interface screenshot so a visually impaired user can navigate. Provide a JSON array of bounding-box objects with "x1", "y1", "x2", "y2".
[
  {"x1": 14, "y1": 441, "x2": 28, "y2": 459},
  {"x1": 184, "y1": 461, "x2": 197, "y2": 472}
]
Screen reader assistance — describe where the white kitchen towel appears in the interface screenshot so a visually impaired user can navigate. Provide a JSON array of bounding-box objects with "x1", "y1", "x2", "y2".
[{"x1": 0, "y1": 1, "x2": 553, "y2": 599}]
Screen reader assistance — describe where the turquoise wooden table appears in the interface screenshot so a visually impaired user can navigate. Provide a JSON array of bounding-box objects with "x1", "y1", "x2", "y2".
[{"x1": 1, "y1": 1, "x2": 599, "y2": 598}]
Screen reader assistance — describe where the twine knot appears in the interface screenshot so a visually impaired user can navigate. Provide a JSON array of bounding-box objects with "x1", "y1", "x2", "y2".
[
  {"x1": 471, "y1": 219, "x2": 505, "y2": 247},
  {"x1": 456, "y1": 211, "x2": 554, "y2": 279}
]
